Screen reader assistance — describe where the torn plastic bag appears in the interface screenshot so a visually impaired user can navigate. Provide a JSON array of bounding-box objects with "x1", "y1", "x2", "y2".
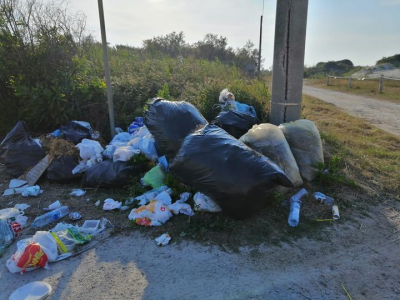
[
  {"x1": 169, "y1": 125, "x2": 293, "y2": 219},
  {"x1": 212, "y1": 110, "x2": 259, "y2": 139},
  {"x1": 240, "y1": 124, "x2": 303, "y2": 187},
  {"x1": 83, "y1": 160, "x2": 146, "y2": 188},
  {"x1": 279, "y1": 120, "x2": 324, "y2": 182},
  {"x1": 113, "y1": 146, "x2": 140, "y2": 162},
  {"x1": 128, "y1": 200, "x2": 172, "y2": 226},
  {"x1": 76, "y1": 139, "x2": 104, "y2": 160},
  {"x1": 144, "y1": 98, "x2": 208, "y2": 159},
  {"x1": 0, "y1": 121, "x2": 46, "y2": 177},
  {"x1": 60, "y1": 121, "x2": 92, "y2": 144},
  {"x1": 46, "y1": 155, "x2": 82, "y2": 182},
  {"x1": 138, "y1": 135, "x2": 158, "y2": 161}
]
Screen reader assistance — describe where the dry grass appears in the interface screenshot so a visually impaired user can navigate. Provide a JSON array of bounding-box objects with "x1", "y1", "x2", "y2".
[
  {"x1": 302, "y1": 95, "x2": 400, "y2": 197},
  {"x1": 305, "y1": 78, "x2": 400, "y2": 103}
]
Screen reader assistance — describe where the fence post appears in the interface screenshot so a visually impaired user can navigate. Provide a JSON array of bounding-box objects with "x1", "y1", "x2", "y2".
[
  {"x1": 327, "y1": 76, "x2": 330, "y2": 86},
  {"x1": 379, "y1": 75, "x2": 383, "y2": 93},
  {"x1": 348, "y1": 76, "x2": 352, "y2": 88}
]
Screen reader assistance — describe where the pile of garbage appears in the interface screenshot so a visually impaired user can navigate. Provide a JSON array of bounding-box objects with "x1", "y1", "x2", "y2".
[{"x1": 0, "y1": 87, "x2": 331, "y2": 271}]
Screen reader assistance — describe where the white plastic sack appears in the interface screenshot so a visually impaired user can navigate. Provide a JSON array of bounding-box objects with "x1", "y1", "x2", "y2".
[
  {"x1": 127, "y1": 137, "x2": 141, "y2": 149},
  {"x1": 103, "y1": 198, "x2": 122, "y2": 210},
  {"x1": 76, "y1": 139, "x2": 104, "y2": 160},
  {"x1": 135, "y1": 186, "x2": 171, "y2": 206},
  {"x1": 103, "y1": 145, "x2": 117, "y2": 159},
  {"x1": 32, "y1": 231, "x2": 58, "y2": 262},
  {"x1": 128, "y1": 200, "x2": 172, "y2": 226},
  {"x1": 279, "y1": 119, "x2": 324, "y2": 182},
  {"x1": 110, "y1": 132, "x2": 131, "y2": 146},
  {"x1": 113, "y1": 146, "x2": 140, "y2": 162},
  {"x1": 239, "y1": 123, "x2": 303, "y2": 187},
  {"x1": 193, "y1": 192, "x2": 222, "y2": 212},
  {"x1": 168, "y1": 202, "x2": 194, "y2": 216},
  {"x1": 133, "y1": 126, "x2": 150, "y2": 138},
  {"x1": 139, "y1": 135, "x2": 158, "y2": 161}
]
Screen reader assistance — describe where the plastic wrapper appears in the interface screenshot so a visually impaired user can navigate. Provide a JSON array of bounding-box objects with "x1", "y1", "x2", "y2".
[
  {"x1": 76, "y1": 139, "x2": 104, "y2": 160},
  {"x1": 144, "y1": 98, "x2": 208, "y2": 159},
  {"x1": 0, "y1": 121, "x2": 46, "y2": 177},
  {"x1": 83, "y1": 160, "x2": 146, "y2": 188},
  {"x1": 240, "y1": 123, "x2": 303, "y2": 187},
  {"x1": 212, "y1": 110, "x2": 259, "y2": 139},
  {"x1": 279, "y1": 119, "x2": 324, "y2": 182},
  {"x1": 128, "y1": 200, "x2": 172, "y2": 226},
  {"x1": 142, "y1": 165, "x2": 166, "y2": 189},
  {"x1": 169, "y1": 125, "x2": 293, "y2": 218}
]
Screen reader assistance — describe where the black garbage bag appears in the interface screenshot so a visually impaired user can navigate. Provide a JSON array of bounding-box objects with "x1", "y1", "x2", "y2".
[
  {"x1": 60, "y1": 121, "x2": 92, "y2": 144},
  {"x1": 212, "y1": 110, "x2": 259, "y2": 139},
  {"x1": 144, "y1": 98, "x2": 208, "y2": 159},
  {"x1": 0, "y1": 121, "x2": 46, "y2": 177},
  {"x1": 169, "y1": 125, "x2": 293, "y2": 219},
  {"x1": 83, "y1": 160, "x2": 146, "y2": 188},
  {"x1": 46, "y1": 155, "x2": 82, "y2": 182}
]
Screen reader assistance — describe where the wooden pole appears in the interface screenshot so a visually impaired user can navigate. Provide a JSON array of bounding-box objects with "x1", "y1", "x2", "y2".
[
  {"x1": 379, "y1": 75, "x2": 383, "y2": 93},
  {"x1": 327, "y1": 76, "x2": 330, "y2": 86},
  {"x1": 98, "y1": 0, "x2": 115, "y2": 138},
  {"x1": 270, "y1": 0, "x2": 309, "y2": 125},
  {"x1": 348, "y1": 76, "x2": 352, "y2": 88},
  {"x1": 257, "y1": 15, "x2": 263, "y2": 80}
]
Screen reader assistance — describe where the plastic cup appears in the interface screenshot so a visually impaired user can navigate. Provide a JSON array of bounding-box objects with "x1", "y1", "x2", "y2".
[{"x1": 48, "y1": 200, "x2": 61, "y2": 210}]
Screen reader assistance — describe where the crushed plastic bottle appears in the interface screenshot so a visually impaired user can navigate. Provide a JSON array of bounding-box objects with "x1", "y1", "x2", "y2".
[
  {"x1": 288, "y1": 188, "x2": 308, "y2": 227},
  {"x1": 31, "y1": 206, "x2": 69, "y2": 228}
]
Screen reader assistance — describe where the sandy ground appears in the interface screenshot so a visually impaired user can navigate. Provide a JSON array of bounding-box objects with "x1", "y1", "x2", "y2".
[
  {"x1": 303, "y1": 85, "x2": 400, "y2": 136},
  {"x1": 1, "y1": 200, "x2": 400, "y2": 299}
]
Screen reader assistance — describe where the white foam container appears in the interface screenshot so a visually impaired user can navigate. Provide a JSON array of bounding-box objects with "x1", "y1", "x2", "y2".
[{"x1": 81, "y1": 220, "x2": 100, "y2": 234}]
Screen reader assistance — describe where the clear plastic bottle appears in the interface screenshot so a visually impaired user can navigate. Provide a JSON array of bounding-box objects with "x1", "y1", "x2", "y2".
[
  {"x1": 288, "y1": 188, "x2": 308, "y2": 227},
  {"x1": 0, "y1": 219, "x2": 15, "y2": 256},
  {"x1": 31, "y1": 206, "x2": 69, "y2": 228}
]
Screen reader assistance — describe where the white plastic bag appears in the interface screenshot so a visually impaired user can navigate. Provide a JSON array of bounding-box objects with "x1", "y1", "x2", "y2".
[
  {"x1": 102, "y1": 145, "x2": 117, "y2": 159},
  {"x1": 103, "y1": 199, "x2": 122, "y2": 210},
  {"x1": 127, "y1": 137, "x2": 141, "y2": 149},
  {"x1": 193, "y1": 192, "x2": 222, "y2": 212},
  {"x1": 139, "y1": 135, "x2": 158, "y2": 161},
  {"x1": 128, "y1": 200, "x2": 172, "y2": 226},
  {"x1": 113, "y1": 146, "x2": 140, "y2": 162},
  {"x1": 135, "y1": 186, "x2": 170, "y2": 206},
  {"x1": 76, "y1": 139, "x2": 104, "y2": 160},
  {"x1": 21, "y1": 185, "x2": 43, "y2": 197},
  {"x1": 110, "y1": 132, "x2": 131, "y2": 146}
]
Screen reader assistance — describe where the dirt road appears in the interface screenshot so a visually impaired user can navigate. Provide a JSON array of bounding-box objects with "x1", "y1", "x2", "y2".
[
  {"x1": 303, "y1": 85, "x2": 400, "y2": 136},
  {"x1": 1, "y1": 201, "x2": 400, "y2": 300}
]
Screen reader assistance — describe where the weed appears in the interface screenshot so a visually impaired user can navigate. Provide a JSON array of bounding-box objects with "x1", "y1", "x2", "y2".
[{"x1": 314, "y1": 155, "x2": 357, "y2": 187}]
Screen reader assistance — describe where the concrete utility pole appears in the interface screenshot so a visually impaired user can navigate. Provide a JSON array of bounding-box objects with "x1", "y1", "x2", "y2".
[
  {"x1": 98, "y1": 0, "x2": 116, "y2": 138},
  {"x1": 270, "y1": 0, "x2": 309, "y2": 125}
]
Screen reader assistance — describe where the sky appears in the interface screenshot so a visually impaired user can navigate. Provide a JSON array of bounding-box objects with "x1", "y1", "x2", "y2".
[{"x1": 65, "y1": 0, "x2": 400, "y2": 68}]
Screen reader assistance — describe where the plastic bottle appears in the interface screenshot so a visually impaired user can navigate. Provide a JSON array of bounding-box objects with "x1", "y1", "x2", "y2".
[
  {"x1": 288, "y1": 188, "x2": 308, "y2": 227},
  {"x1": 31, "y1": 206, "x2": 69, "y2": 228},
  {"x1": 0, "y1": 219, "x2": 15, "y2": 256}
]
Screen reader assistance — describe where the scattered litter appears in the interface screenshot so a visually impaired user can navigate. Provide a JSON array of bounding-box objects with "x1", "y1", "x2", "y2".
[
  {"x1": 95, "y1": 200, "x2": 100, "y2": 207},
  {"x1": 22, "y1": 185, "x2": 43, "y2": 197},
  {"x1": 69, "y1": 212, "x2": 82, "y2": 221},
  {"x1": 31, "y1": 206, "x2": 69, "y2": 228},
  {"x1": 155, "y1": 233, "x2": 171, "y2": 246},
  {"x1": 81, "y1": 220, "x2": 100, "y2": 234},
  {"x1": 288, "y1": 189, "x2": 308, "y2": 227},
  {"x1": 44, "y1": 200, "x2": 61, "y2": 211},
  {"x1": 134, "y1": 186, "x2": 170, "y2": 206},
  {"x1": 313, "y1": 192, "x2": 334, "y2": 205},
  {"x1": 2, "y1": 186, "x2": 29, "y2": 196},
  {"x1": 128, "y1": 200, "x2": 172, "y2": 226},
  {"x1": 332, "y1": 205, "x2": 340, "y2": 220},
  {"x1": 0, "y1": 209, "x2": 28, "y2": 256},
  {"x1": 103, "y1": 198, "x2": 122, "y2": 210},
  {"x1": 193, "y1": 192, "x2": 222, "y2": 212},
  {"x1": 120, "y1": 206, "x2": 129, "y2": 211},
  {"x1": 9, "y1": 179, "x2": 28, "y2": 189},
  {"x1": 169, "y1": 202, "x2": 194, "y2": 216},
  {"x1": 9, "y1": 281, "x2": 52, "y2": 300},
  {"x1": 70, "y1": 189, "x2": 86, "y2": 197},
  {"x1": 14, "y1": 204, "x2": 30, "y2": 211}
]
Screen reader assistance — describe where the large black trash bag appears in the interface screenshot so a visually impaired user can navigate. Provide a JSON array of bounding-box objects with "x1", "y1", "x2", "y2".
[
  {"x1": 0, "y1": 121, "x2": 46, "y2": 177},
  {"x1": 212, "y1": 110, "x2": 259, "y2": 139},
  {"x1": 144, "y1": 98, "x2": 208, "y2": 159},
  {"x1": 169, "y1": 125, "x2": 293, "y2": 219},
  {"x1": 83, "y1": 160, "x2": 146, "y2": 188},
  {"x1": 46, "y1": 155, "x2": 82, "y2": 182},
  {"x1": 60, "y1": 121, "x2": 92, "y2": 144}
]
